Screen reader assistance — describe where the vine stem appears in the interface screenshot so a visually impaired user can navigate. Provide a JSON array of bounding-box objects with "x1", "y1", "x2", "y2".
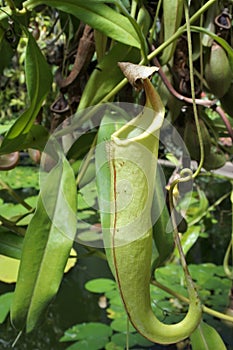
[
  {"x1": 184, "y1": 0, "x2": 204, "y2": 177},
  {"x1": 168, "y1": 169, "x2": 194, "y2": 278},
  {"x1": 152, "y1": 280, "x2": 233, "y2": 324}
]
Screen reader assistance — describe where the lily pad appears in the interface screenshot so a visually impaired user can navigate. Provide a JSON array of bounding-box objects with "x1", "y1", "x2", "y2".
[{"x1": 85, "y1": 278, "x2": 116, "y2": 293}]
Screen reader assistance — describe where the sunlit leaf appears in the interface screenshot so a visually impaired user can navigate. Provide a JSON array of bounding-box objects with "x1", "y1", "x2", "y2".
[
  {"x1": 0, "y1": 255, "x2": 20, "y2": 283},
  {"x1": 0, "y1": 248, "x2": 76, "y2": 284},
  {"x1": 24, "y1": 0, "x2": 140, "y2": 48}
]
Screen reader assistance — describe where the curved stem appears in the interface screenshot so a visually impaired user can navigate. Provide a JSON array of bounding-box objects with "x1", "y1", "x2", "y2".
[
  {"x1": 168, "y1": 169, "x2": 194, "y2": 278},
  {"x1": 152, "y1": 280, "x2": 233, "y2": 323}
]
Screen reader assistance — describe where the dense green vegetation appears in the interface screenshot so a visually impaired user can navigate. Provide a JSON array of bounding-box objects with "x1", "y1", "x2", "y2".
[{"x1": 0, "y1": 0, "x2": 232, "y2": 349}]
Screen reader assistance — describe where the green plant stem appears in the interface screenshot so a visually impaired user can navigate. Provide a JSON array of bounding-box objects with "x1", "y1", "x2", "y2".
[
  {"x1": 184, "y1": 0, "x2": 204, "y2": 177},
  {"x1": 152, "y1": 280, "x2": 233, "y2": 323},
  {"x1": 168, "y1": 169, "x2": 194, "y2": 278},
  {"x1": 199, "y1": 0, "x2": 204, "y2": 91},
  {"x1": 101, "y1": 77, "x2": 128, "y2": 103},
  {"x1": 0, "y1": 179, "x2": 32, "y2": 211}
]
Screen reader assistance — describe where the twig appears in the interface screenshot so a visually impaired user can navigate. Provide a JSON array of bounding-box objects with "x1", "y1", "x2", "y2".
[{"x1": 152, "y1": 53, "x2": 216, "y2": 108}]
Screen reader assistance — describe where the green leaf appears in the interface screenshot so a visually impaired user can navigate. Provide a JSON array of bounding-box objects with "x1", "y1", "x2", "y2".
[
  {"x1": 190, "y1": 26, "x2": 233, "y2": 72},
  {"x1": 0, "y1": 30, "x2": 52, "y2": 154},
  {"x1": 0, "y1": 230, "x2": 23, "y2": 259},
  {"x1": 65, "y1": 338, "x2": 107, "y2": 350},
  {"x1": 110, "y1": 318, "x2": 135, "y2": 333},
  {"x1": 160, "y1": 0, "x2": 184, "y2": 65},
  {"x1": 85, "y1": 278, "x2": 116, "y2": 293},
  {"x1": 190, "y1": 322, "x2": 227, "y2": 350},
  {"x1": 10, "y1": 155, "x2": 77, "y2": 332},
  {"x1": 24, "y1": 0, "x2": 140, "y2": 48},
  {"x1": 105, "y1": 342, "x2": 124, "y2": 350},
  {"x1": 111, "y1": 332, "x2": 153, "y2": 348},
  {"x1": 78, "y1": 43, "x2": 140, "y2": 109},
  {"x1": 0, "y1": 292, "x2": 14, "y2": 324},
  {"x1": 2, "y1": 125, "x2": 50, "y2": 154},
  {"x1": 60, "y1": 322, "x2": 112, "y2": 342}
]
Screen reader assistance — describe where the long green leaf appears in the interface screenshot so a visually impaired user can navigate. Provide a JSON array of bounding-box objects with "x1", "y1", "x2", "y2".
[
  {"x1": 190, "y1": 322, "x2": 227, "y2": 350},
  {"x1": 10, "y1": 155, "x2": 77, "y2": 332},
  {"x1": 23, "y1": 0, "x2": 140, "y2": 48},
  {"x1": 0, "y1": 125, "x2": 49, "y2": 154},
  {"x1": 0, "y1": 29, "x2": 52, "y2": 154}
]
